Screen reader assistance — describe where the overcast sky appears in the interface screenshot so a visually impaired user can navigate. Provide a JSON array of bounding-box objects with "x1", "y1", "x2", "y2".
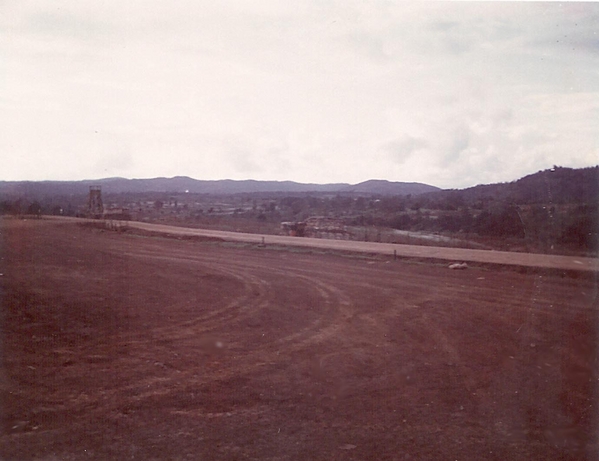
[{"x1": 1, "y1": 1, "x2": 597, "y2": 188}]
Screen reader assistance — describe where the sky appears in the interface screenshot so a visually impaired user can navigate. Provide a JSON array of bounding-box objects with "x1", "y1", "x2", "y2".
[{"x1": 1, "y1": 1, "x2": 598, "y2": 189}]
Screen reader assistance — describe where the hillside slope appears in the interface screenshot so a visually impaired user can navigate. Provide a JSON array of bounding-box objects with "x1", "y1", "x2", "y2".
[{"x1": 436, "y1": 166, "x2": 599, "y2": 205}]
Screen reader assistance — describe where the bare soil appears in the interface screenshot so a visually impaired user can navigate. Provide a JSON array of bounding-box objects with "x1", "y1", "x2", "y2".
[{"x1": 1, "y1": 218, "x2": 597, "y2": 460}]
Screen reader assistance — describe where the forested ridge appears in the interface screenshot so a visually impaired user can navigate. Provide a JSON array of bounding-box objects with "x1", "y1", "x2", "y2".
[{"x1": 368, "y1": 166, "x2": 598, "y2": 253}]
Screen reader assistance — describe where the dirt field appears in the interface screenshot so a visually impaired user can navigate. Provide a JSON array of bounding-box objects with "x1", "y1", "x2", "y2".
[{"x1": 1, "y1": 218, "x2": 597, "y2": 460}]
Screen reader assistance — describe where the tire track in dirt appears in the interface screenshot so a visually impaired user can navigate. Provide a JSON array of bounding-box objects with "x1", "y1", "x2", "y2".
[
  {"x1": 86, "y1": 243, "x2": 356, "y2": 397},
  {"x1": 122, "y1": 251, "x2": 273, "y2": 332},
  {"x1": 119, "y1": 247, "x2": 343, "y2": 344},
  {"x1": 77, "y1": 250, "x2": 350, "y2": 418},
  {"x1": 221, "y1": 261, "x2": 354, "y2": 352}
]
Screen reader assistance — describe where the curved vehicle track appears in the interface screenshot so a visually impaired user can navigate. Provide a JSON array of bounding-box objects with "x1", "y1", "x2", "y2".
[{"x1": 1, "y1": 219, "x2": 597, "y2": 460}]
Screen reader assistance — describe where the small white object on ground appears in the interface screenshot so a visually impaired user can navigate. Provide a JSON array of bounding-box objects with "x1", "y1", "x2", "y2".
[{"x1": 448, "y1": 262, "x2": 468, "y2": 270}]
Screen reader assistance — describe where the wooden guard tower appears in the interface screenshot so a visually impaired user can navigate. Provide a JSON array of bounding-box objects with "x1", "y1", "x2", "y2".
[{"x1": 89, "y1": 186, "x2": 104, "y2": 218}]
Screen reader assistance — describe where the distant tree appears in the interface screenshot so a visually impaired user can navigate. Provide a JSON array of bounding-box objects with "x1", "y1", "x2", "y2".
[
  {"x1": 447, "y1": 192, "x2": 465, "y2": 209},
  {"x1": 474, "y1": 204, "x2": 525, "y2": 238},
  {"x1": 331, "y1": 195, "x2": 352, "y2": 211},
  {"x1": 306, "y1": 196, "x2": 321, "y2": 211},
  {"x1": 354, "y1": 196, "x2": 367, "y2": 210},
  {"x1": 379, "y1": 196, "x2": 405, "y2": 213},
  {"x1": 0, "y1": 200, "x2": 14, "y2": 215},
  {"x1": 390, "y1": 213, "x2": 412, "y2": 230},
  {"x1": 27, "y1": 202, "x2": 42, "y2": 217},
  {"x1": 11, "y1": 199, "x2": 23, "y2": 215},
  {"x1": 559, "y1": 205, "x2": 599, "y2": 251},
  {"x1": 352, "y1": 214, "x2": 365, "y2": 226}
]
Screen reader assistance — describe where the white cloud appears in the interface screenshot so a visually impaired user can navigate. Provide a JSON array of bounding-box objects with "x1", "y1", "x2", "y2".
[{"x1": 0, "y1": 1, "x2": 597, "y2": 188}]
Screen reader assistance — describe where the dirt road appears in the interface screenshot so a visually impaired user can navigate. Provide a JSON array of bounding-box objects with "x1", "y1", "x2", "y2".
[
  {"x1": 48, "y1": 216, "x2": 599, "y2": 272},
  {"x1": 1, "y1": 218, "x2": 597, "y2": 460}
]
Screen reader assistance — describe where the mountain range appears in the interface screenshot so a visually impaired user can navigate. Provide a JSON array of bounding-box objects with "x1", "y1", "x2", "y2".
[
  {"x1": 0, "y1": 166, "x2": 597, "y2": 205},
  {"x1": 0, "y1": 177, "x2": 440, "y2": 197}
]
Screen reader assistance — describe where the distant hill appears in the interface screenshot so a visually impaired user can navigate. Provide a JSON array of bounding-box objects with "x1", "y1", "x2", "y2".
[
  {"x1": 0, "y1": 176, "x2": 439, "y2": 198},
  {"x1": 433, "y1": 166, "x2": 599, "y2": 205},
  {"x1": 341, "y1": 180, "x2": 439, "y2": 196}
]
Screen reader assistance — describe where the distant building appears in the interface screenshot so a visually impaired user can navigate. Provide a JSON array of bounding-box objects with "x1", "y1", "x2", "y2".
[
  {"x1": 280, "y1": 221, "x2": 307, "y2": 237},
  {"x1": 281, "y1": 216, "x2": 349, "y2": 239},
  {"x1": 103, "y1": 207, "x2": 131, "y2": 221}
]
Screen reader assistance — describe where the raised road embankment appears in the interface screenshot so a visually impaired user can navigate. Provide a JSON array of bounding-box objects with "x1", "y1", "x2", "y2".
[{"x1": 43, "y1": 216, "x2": 599, "y2": 272}]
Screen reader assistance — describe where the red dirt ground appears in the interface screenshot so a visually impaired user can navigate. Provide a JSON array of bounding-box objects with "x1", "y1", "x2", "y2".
[{"x1": 1, "y1": 218, "x2": 597, "y2": 460}]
